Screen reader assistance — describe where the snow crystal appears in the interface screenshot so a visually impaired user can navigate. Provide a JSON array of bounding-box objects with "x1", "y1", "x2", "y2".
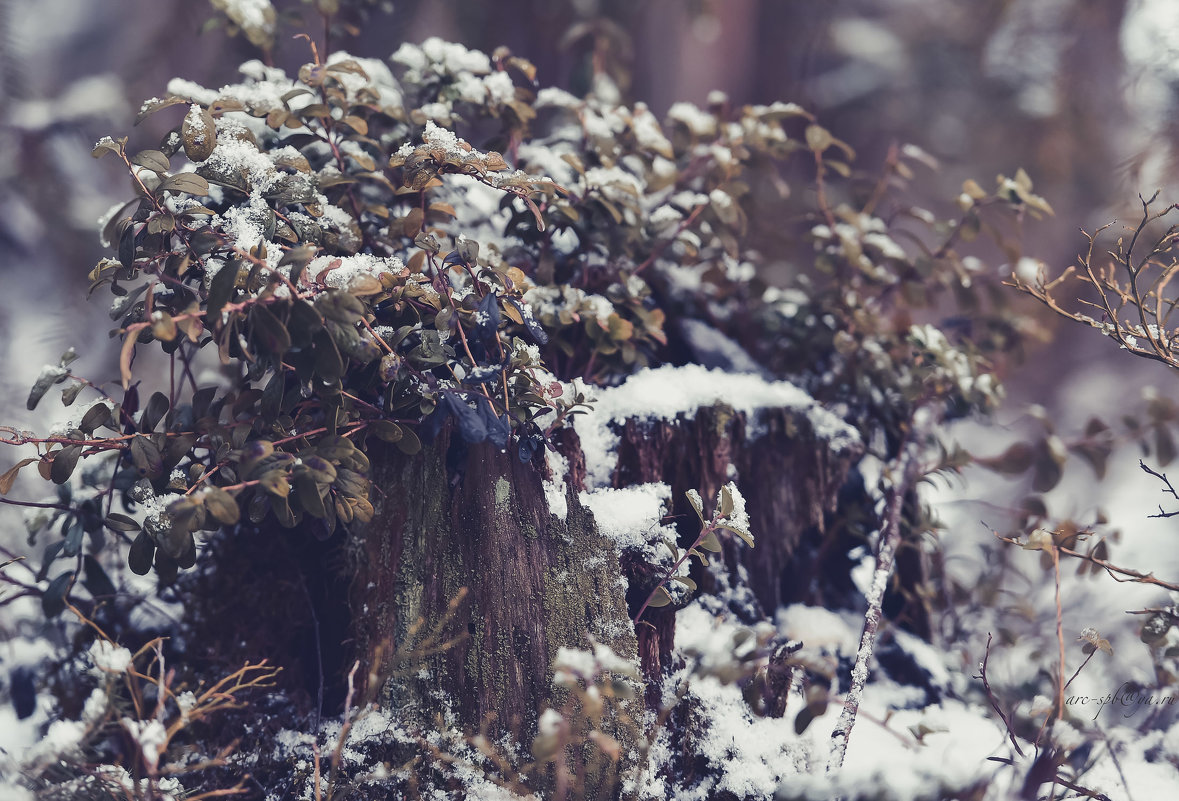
[
  {"x1": 314, "y1": 204, "x2": 362, "y2": 252},
  {"x1": 535, "y1": 86, "x2": 582, "y2": 109},
  {"x1": 579, "y1": 482, "x2": 676, "y2": 551},
  {"x1": 202, "y1": 132, "x2": 280, "y2": 192},
  {"x1": 217, "y1": 0, "x2": 274, "y2": 34},
  {"x1": 216, "y1": 192, "x2": 271, "y2": 250},
  {"x1": 678, "y1": 603, "x2": 771, "y2": 673},
  {"x1": 121, "y1": 718, "x2": 168, "y2": 769},
  {"x1": 649, "y1": 205, "x2": 683, "y2": 231},
  {"x1": 709, "y1": 187, "x2": 733, "y2": 210},
  {"x1": 81, "y1": 688, "x2": 108, "y2": 725},
  {"x1": 418, "y1": 101, "x2": 451, "y2": 122},
  {"x1": 574, "y1": 365, "x2": 859, "y2": 488},
  {"x1": 175, "y1": 691, "x2": 197, "y2": 717},
  {"x1": 863, "y1": 231, "x2": 906, "y2": 260},
  {"x1": 164, "y1": 78, "x2": 219, "y2": 106},
  {"x1": 425, "y1": 37, "x2": 491, "y2": 73},
  {"x1": 522, "y1": 284, "x2": 616, "y2": 324},
  {"x1": 668, "y1": 101, "x2": 717, "y2": 137},
  {"x1": 543, "y1": 447, "x2": 569, "y2": 520},
  {"x1": 710, "y1": 144, "x2": 735, "y2": 166},
  {"x1": 584, "y1": 165, "x2": 645, "y2": 201},
  {"x1": 483, "y1": 71, "x2": 516, "y2": 104},
  {"x1": 183, "y1": 104, "x2": 206, "y2": 143},
  {"x1": 1014, "y1": 256, "x2": 1044, "y2": 283},
  {"x1": 89, "y1": 640, "x2": 133, "y2": 674},
  {"x1": 750, "y1": 100, "x2": 806, "y2": 117},
  {"x1": 553, "y1": 647, "x2": 597, "y2": 684},
  {"x1": 31, "y1": 719, "x2": 86, "y2": 761},
  {"x1": 553, "y1": 641, "x2": 638, "y2": 688},
  {"x1": 550, "y1": 226, "x2": 580, "y2": 253},
  {"x1": 631, "y1": 103, "x2": 672, "y2": 154},
  {"x1": 668, "y1": 189, "x2": 710, "y2": 210},
  {"x1": 657, "y1": 604, "x2": 808, "y2": 798},
  {"x1": 516, "y1": 141, "x2": 578, "y2": 185},
  {"x1": 421, "y1": 119, "x2": 468, "y2": 158},
  {"x1": 392, "y1": 37, "x2": 491, "y2": 79},
  {"x1": 798, "y1": 701, "x2": 1010, "y2": 800}
]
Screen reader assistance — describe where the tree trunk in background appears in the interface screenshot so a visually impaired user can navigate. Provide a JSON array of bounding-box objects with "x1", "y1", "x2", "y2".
[{"x1": 348, "y1": 402, "x2": 863, "y2": 743}]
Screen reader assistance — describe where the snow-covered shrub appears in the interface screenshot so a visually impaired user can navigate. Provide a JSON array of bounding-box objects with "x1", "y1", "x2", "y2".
[
  {"x1": 0, "y1": 3, "x2": 1067, "y2": 799},
  {"x1": 3, "y1": 38, "x2": 1034, "y2": 592}
]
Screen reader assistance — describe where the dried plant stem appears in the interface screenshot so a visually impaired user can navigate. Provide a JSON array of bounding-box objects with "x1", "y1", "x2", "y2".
[
  {"x1": 828, "y1": 434, "x2": 925, "y2": 772},
  {"x1": 1053, "y1": 547, "x2": 1066, "y2": 723},
  {"x1": 993, "y1": 531, "x2": 1179, "y2": 593},
  {"x1": 977, "y1": 633, "x2": 1026, "y2": 758}
]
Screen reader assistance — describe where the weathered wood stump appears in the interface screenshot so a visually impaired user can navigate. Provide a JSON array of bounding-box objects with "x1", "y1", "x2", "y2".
[
  {"x1": 349, "y1": 427, "x2": 637, "y2": 735},
  {"x1": 348, "y1": 374, "x2": 864, "y2": 739}
]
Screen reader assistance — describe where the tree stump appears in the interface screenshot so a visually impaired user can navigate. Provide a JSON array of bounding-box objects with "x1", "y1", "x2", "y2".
[
  {"x1": 349, "y1": 427, "x2": 638, "y2": 737},
  {"x1": 349, "y1": 388, "x2": 863, "y2": 734}
]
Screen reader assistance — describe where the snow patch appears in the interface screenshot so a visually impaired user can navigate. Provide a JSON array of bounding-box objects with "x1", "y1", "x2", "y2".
[{"x1": 574, "y1": 365, "x2": 859, "y2": 488}]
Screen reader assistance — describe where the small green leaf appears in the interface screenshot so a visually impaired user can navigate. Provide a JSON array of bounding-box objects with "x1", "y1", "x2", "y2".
[
  {"x1": 975, "y1": 442, "x2": 1034, "y2": 475},
  {"x1": 131, "y1": 149, "x2": 171, "y2": 173},
  {"x1": 313, "y1": 330, "x2": 345, "y2": 382},
  {"x1": 685, "y1": 489, "x2": 705, "y2": 522},
  {"x1": 80, "y1": 403, "x2": 112, "y2": 434},
  {"x1": 395, "y1": 427, "x2": 422, "y2": 455},
  {"x1": 698, "y1": 530, "x2": 723, "y2": 552},
  {"x1": 28, "y1": 365, "x2": 69, "y2": 410},
  {"x1": 50, "y1": 445, "x2": 83, "y2": 485},
  {"x1": 1140, "y1": 612, "x2": 1173, "y2": 645},
  {"x1": 718, "y1": 484, "x2": 734, "y2": 518},
  {"x1": 129, "y1": 435, "x2": 164, "y2": 478},
  {"x1": 647, "y1": 585, "x2": 672, "y2": 608},
  {"x1": 135, "y1": 96, "x2": 186, "y2": 124},
  {"x1": 160, "y1": 172, "x2": 210, "y2": 196},
  {"x1": 805, "y1": 124, "x2": 833, "y2": 152},
  {"x1": 249, "y1": 304, "x2": 292, "y2": 356},
  {"x1": 259, "y1": 470, "x2": 291, "y2": 498},
  {"x1": 151, "y1": 311, "x2": 178, "y2": 342},
  {"x1": 367, "y1": 420, "x2": 403, "y2": 443},
  {"x1": 128, "y1": 530, "x2": 155, "y2": 575},
  {"x1": 92, "y1": 137, "x2": 125, "y2": 158},
  {"x1": 202, "y1": 486, "x2": 240, "y2": 525},
  {"x1": 1158, "y1": 426, "x2": 1176, "y2": 468},
  {"x1": 60, "y1": 382, "x2": 84, "y2": 406},
  {"x1": 82, "y1": 555, "x2": 117, "y2": 599},
  {"x1": 205, "y1": 261, "x2": 240, "y2": 328},
  {"x1": 295, "y1": 477, "x2": 327, "y2": 518},
  {"x1": 181, "y1": 106, "x2": 216, "y2": 162},
  {"x1": 315, "y1": 289, "x2": 366, "y2": 325},
  {"x1": 140, "y1": 391, "x2": 170, "y2": 433},
  {"x1": 297, "y1": 455, "x2": 337, "y2": 485},
  {"x1": 718, "y1": 523, "x2": 754, "y2": 548},
  {"x1": 104, "y1": 513, "x2": 141, "y2": 532},
  {"x1": 42, "y1": 571, "x2": 72, "y2": 617}
]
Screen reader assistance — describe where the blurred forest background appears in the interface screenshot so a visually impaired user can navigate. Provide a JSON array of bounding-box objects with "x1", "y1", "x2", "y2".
[
  {"x1": 4, "y1": 0, "x2": 1179, "y2": 650},
  {"x1": 5, "y1": 0, "x2": 1179, "y2": 426}
]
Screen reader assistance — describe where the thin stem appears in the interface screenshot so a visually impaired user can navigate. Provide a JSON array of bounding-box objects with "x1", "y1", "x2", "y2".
[
  {"x1": 976, "y1": 633, "x2": 1026, "y2": 758},
  {"x1": 828, "y1": 413, "x2": 929, "y2": 772},
  {"x1": 632, "y1": 521, "x2": 715, "y2": 624}
]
